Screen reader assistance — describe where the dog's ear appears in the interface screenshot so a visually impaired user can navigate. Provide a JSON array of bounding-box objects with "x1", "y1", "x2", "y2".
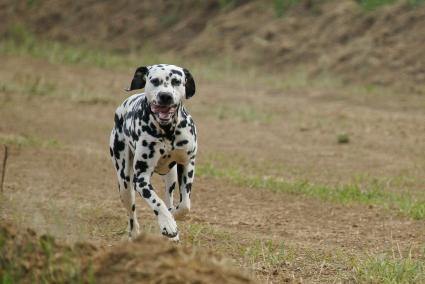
[
  {"x1": 183, "y1": 68, "x2": 196, "y2": 99},
  {"x1": 126, "y1": 66, "x2": 149, "y2": 91}
]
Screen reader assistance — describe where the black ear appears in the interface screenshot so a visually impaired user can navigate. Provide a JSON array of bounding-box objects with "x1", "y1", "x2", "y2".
[
  {"x1": 127, "y1": 66, "x2": 148, "y2": 91},
  {"x1": 183, "y1": 68, "x2": 196, "y2": 99}
]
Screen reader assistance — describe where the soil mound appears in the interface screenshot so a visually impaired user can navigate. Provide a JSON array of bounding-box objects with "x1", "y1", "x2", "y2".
[
  {"x1": 92, "y1": 234, "x2": 254, "y2": 284},
  {"x1": 0, "y1": 221, "x2": 98, "y2": 283},
  {"x1": 187, "y1": 1, "x2": 425, "y2": 92},
  {"x1": 0, "y1": 222, "x2": 254, "y2": 283}
]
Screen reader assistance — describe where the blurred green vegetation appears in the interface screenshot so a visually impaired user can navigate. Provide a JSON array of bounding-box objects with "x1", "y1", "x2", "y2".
[
  {"x1": 271, "y1": 0, "x2": 424, "y2": 16},
  {"x1": 353, "y1": 249, "x2": 425, "y2": 283}
]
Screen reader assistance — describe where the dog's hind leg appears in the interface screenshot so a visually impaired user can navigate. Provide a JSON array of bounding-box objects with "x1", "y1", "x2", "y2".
[
  {"x1": 162, "y1": 165, "x2": 177, "y2": 211},
  {"x1": 109, "y1": 129, "x2": 140, "y2": 240}
]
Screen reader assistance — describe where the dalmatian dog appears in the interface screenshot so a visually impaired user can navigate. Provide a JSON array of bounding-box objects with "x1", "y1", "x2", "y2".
[{"x1": 109, "y1": 64, "x2": 197, "y2": 241}]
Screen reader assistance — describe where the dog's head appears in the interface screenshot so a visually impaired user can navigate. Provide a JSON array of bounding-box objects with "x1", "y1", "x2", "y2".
[{"x1": 127, "y1": 64, "x2": 196, "y2": 125}]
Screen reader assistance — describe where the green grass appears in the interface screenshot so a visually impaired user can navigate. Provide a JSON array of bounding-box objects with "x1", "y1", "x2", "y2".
[
  {"x1": 0, "y1": 71, "x2": 115, "y2": 103},
  {"x1": 337, "y1": 132, "x2": 350, "y2": 144},
  {"x1": 0, "y1": 134, "x2": 60, "y2": 148},
  {"x1": 0, "y1": 24, "x2": 169, "y2": 70},
  {"x1": 273, "y1": 0, "x2": 304, "y2": 17},
  {"x1": 184, "y1": 222, "x2": 293, "y2": 273},
  {"x1": 196, "y1": 163, "x2": 425, "y2": 220},
  {"x1": 0, "y1": 75, "x2": 57, "y2": 97},
  {"x1": 360, "y1": 0, "x2": 398, "y2": 10},
  {"x1": 272, "y1": 0, "x2": 424, "y2": 16},
  {"x1": 361, "y1": 0, "x2": 424, "y2": 10},
  {"x1": 212, "y1": 103, "x2": 274, "y2": 123},
  {"x1": 243, "y1": 239, "x2": 290, "y2": 271},
  {"x1": 353, "y1": 249, "x2": 425, "y2": 283}
]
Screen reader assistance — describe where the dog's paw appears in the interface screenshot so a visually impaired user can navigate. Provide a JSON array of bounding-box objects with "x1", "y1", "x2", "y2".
[
  {"x1": 128, "y1": 219, "x2": 140, "y2": 241},
  {"x1": 168, "y1": 234, "x2": 180, "y2": 243},
  {"x1": 173, "y1": 203, "x2": 190, "y2": 220},
  {"x1": 157, "y1": 211, "x2": 178, "y2": 238}
]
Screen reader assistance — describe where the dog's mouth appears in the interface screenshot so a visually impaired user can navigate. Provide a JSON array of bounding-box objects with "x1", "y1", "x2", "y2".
[{"x1": 150, "y1": 103, "x2": 178, "y2": 122}]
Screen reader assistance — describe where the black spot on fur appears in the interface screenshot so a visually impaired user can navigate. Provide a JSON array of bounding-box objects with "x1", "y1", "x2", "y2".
[
  {"x1": 169, "y1": 182, "x2": 176, "y2": 194},
  {"x1": 142, "y1": 140, "x2": 148, "y2": 146},
  {"x1": 168, "y1": 161, "x2": 176, "y2": 169},
  {"x1": 131, "y1": 130, "x2": 139, "y2": 142},
  {"x1": 130, "y1": 218, "x2": 134, "y2": 230},
  {"x1": 154, "y1": 210, "x2": 159, "y2": 216},
  {"x1": 120, "y1": 159, "x2": 126, "y2": 180},
  {"x1": 135, "y1": 160, "x2": 148, "y2": 174},
  {"x1": 142, "y1": 187, "x2": 151, "y2": 198},
  {"x1": 148, "y1": 141, "x2": 156, "y2": 158},
  {"x1": 186, "y1": 183, "x2": 192, "y2": 193},
  {"x1": 177, "y1": 120, "x2": 187, "y2": 128},
  {"x1": 176, "y1": 140, "x2": 188, "y2": 147},
  {"x1": 142, "y1": 125, "x2": 159, "y2": 138},
  {"x1": 132, "y1": 204, "x2": 135, "y2": 211},
  {"x1": 171, "y1": 69, "x2": 183, "y2": 76},
  {"x1": 113, "y1": 133, "x2": 125, "y2": 159},
  {"x1": 114, "y1": 114, "x2": 124, "y2": 133},
  {"x1": 160, "y1": 148, "x2": 165, "y2": 155},
  {"x1": 157, "y1": 203, "x2": 160, "y2": 207},
  {"x1": 109, "y1": 147, "x2": 113, "y2": 157},
  {"x1": 188, "y1": 170, "x2": 194, "y2": 178},
  {"x1": 177, "y1": 164, "x2": 184, "y2": 189}
]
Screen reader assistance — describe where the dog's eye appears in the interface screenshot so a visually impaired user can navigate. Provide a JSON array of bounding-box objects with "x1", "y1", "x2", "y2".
[
  {"x1": 171, "y1": 78, "x2": 181, "y2": 86},
  {"x1": 150, "y1": 78, "x2": 161, "y2": 87}
]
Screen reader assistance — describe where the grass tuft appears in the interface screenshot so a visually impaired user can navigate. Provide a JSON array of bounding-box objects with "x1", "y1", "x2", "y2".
[
  {"x1": 244, "y1": 239, "x2": 289, "y2": 271},
  {"x1": 337, "y1": 133, "x2": 350, "y2": 144},
  {"x1": 353, "y1": 249, "x2": 425, "y2": 283}
]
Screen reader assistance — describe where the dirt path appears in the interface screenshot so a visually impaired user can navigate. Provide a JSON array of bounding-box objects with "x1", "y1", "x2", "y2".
[{"x1": 1, "y1": 55, "x2": 424, "y2": 283}]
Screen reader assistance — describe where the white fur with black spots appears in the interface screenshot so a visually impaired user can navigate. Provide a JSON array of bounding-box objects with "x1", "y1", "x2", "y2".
[{"x1": 109, "y1": 64, "x2": 197, "y2": 241}]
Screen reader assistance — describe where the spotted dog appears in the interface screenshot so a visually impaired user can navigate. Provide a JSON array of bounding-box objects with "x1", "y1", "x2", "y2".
[{"x1": 109, "y1": 64, "x2": 197, "y2": 241}]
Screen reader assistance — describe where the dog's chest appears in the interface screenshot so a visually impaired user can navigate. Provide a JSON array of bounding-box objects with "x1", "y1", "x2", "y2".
[{"x1": 154, "y1": 139, "x2": 192, "y2": 174}]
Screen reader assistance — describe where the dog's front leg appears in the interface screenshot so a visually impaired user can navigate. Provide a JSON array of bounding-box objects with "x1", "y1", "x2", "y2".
[
  {"x1": 133, "y1": 146, "x2": 179, "y2": 240},
  {"x1": 174, "y1": 158, "x2": 196, "y2": 220}
]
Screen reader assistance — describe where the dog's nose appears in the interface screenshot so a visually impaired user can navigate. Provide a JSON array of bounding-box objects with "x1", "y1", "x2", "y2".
[{"x1": 158, "y1": 92, "x2": 173, "y2": 105}]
